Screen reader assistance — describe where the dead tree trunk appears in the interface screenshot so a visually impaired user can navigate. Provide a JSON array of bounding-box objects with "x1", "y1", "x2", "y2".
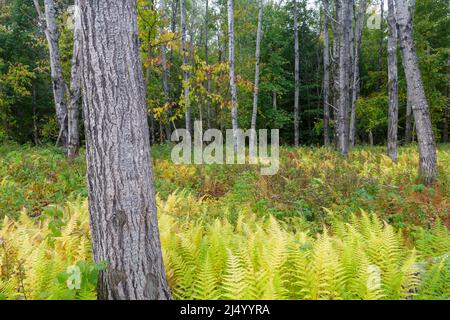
[
  {"x1": 67, "y1": 0, "x2": 81, "y2": 160},
  {"x1": 228, "y1": 0, "x2": 238, "y2": 149},
  {"x1": 181, "y1": 0, "x2": 191, "y2": 133},
  {"x1": 349, "y1": 0, "x2": 367, "y2": 147},
  {"x1": 322, "y1": 0, "x2": 331, "y2": 146},
  {"x1": 33, "y1": 0, "x2": 68, "y2": 148},
  {"x1": 79, "y1": 0, "x2": 171, "y2": 300},
  {"x1": 395, "y1": 0, "x2": 437, "y2": 184},
  {"x1": 337, "y1": 0, "x2": 351, "y2": 156},
  {"x1": 387, "y1": 0, "x2": 398, "y2": 161},
  {"x1": 293, "y1": 0, "x2": 300, "y2": 147},
  {"x1": 251, "y1": 0, "x2": 263, "y2": 132}
]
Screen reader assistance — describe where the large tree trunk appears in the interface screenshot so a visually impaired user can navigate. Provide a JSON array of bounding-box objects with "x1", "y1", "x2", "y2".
[
  {"x1": 337, "y1": 0, "x2": 351, "y2": 156},
  {"x1": 33, "y1": 0, "x2": 68, "y2": 148},
  {"x1": 181, "y1": 0, "x2": 191, "y2": 133},
  {"x1": 387, "y1": 0, "x2": 398, "y2": 161},
  {"x1": 322, "y1": 0, "x2": 330, "y2": 147},
  {"x1": 79, "y1": 0, "x2": 171, "y2": 300},
  {"x1": 67, "y1": 0, "x2": 82, "y2": 160},
  {"x1": 250, "y1": 0, "x2": 263, "y2": 132},
  {"x1": 395, "y1": 0, "x2": 437, "y2": 184},
  {"x1": 349, "y1": 0, "x2": 367, "y2": 147},
  {"x1": 228, "y1": 0, "x2": 238, "y2": 149},
  {"x1": 293, "y1": 0, "x2": 300, "y2": 147}
]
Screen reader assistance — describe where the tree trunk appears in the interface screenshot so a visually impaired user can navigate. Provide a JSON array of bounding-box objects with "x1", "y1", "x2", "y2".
[
  {"x1": 444, "y1": 51, "x2": 449, "y2": 143},
  {"x1": 228, "y1": 0, "x2": 238, "y2": 149},
  {"x1": 377, "y1": 0, "x2": 385, "y2": 91},
  {"x1": 337, "y1": 0, "x2": 351, "y2": 156},
  {"x1": 349, "y1": 0, "x2": 367, "y2": 147},
  {"x1": 204, "y1": 0, "x2": 212, "y2": 129},
  {"x1": 79, "y1": 0, "x2": 171, "y2": 300},
  {"x1": 293, "y1": 0, "x2": 300, "y2": 146},
  {"x1": 387, "y1": 0, "x2": 398, "y2": 161},
  {"x1": 32, "y1": 80, "x2": 39, "y2": 145},
  {"x1": 403, "y1": 0, "x2": 415, "y2": 144},
  {"x1": 160, "y1": 0, "x2": 171, "y2": 142},
  {"x1": 181, "y1": 0, "x2": 191, "y2": 133},
  {"x1": 67, "y1": 0, "x2": 81, "y2": 160},
  {"x1": 322, "y1": 0, "x2": 331, "y2": 147},
  {"x1": 332, "y1": 0, "x2": 341, "y2": 146},
  {"x1": 145, "y1": 33, "x2": 155, "y2": 145},
  {"x1": 33, "y1": 0, "x2": 68, "y2": 148},
  {"x1": 395, "y1": 0, "x2": 437, "y2": 184},
  {"x1": 251, "y1": 0, "x2": 263, "y2": 132}
]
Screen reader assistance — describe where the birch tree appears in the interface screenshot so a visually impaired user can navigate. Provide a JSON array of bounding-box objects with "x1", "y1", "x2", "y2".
[
  {"x1": 79, "y1": 0, "x2": 171, "y2": 299},
  {"x1": 181, "y1": 0, "x2": 191, "y2": 133},
  {"x1": 404, "y1": 0, "x2": 415, "y2": 144},
  {"x1": 387, "y1": 0, "x2": 398, "y2": 161},
  {"x1": 33, "y1": 0, "x2": 68, "y2": 148},
  {"x1": 349, "y1": 0, "x2": 367, "y2": 147},
  {"x1": 250, "y1": 0, "x2": 263, "y2": 132},
  {"x1": 293, "y1": 0, "x2": 300, "y2": 147},
  {"x1": 395, "y1": 0, "x2": 437, "y2": 184},
  {"x1": 228, "y1": 0, "x2": 238, "y2": 148}
]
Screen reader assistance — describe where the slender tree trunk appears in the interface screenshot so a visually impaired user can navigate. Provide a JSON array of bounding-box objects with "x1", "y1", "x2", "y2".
[
  {"x1": 444, "y1": 51, "x2": 449, "y2": 142},
  {"x1": 251, "y1": 0, "x2": 263, "y2": 132},
  {"x1": 337, "y1": 0, "x2": 351, "y2": 156},
  {"x1": 32, "y1": 80, "x2": 39, "y2": 145},
  {"x1": 79, "y1": 0, "x2": 171, "y2": 300},
  {"x1": 33, "y1": 0, "x2": 68, "y2": 148},
  {"x1": 293, "y1": 0, "x2": 300, "y2": 146},
  {"x1": 395, "y1": 0, "x2": 437, "y2": 184},
  {"x1": 349, "y1": 0, "x2": 367, "y2": 147},
  {"x1": 387, "y1": 0, "x2": 398, "y2": 161},
  {"x1": 377, "y1": 0, "x2": 385, "y2": 91},
  {"x1": 180, "y1": 0, "x2": 191, "y2": 133},
  {"x1": 204, "y1": 0, "x2": 212, "y2": 129},
  {"x1": 332, "y1": 0, "x2": 341, "y2": 146},
  {"x1": 160, "y1": 0, "x2": 171, "y2": 142},
  {"x1": 228, "y1": 0, "x2": 238, "y2": 149},
  {"x1": 67, "y1": 0, "x2": 81, "y2": 160},
  {"x1": 273, "y1": 92, "x2": 277, "y2": 110},
  {"x1": 404, "y1": 0, "x2": 414, "y2": 144},
  {"x1": 322, "y1": 0, "x2": 331, "y2": 146},
  {"x1": 145, "y1": 33, "x2": 155, "y2": 144}
]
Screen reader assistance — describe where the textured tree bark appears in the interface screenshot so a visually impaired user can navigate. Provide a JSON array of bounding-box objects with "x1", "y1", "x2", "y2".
[
  {"x1": 67, "y1": 0, "x2": 82, "y2": 160},
  {"x1": 160, "y1": 0, "x2": 171, "y2": 141},
  {"x1": 250, "y1": 0, "x2": 263, "y2": 132},
  {"x1": 337, "y1": 0, "x2": 351, "y2": 157},
  {"x1": 181, "y1": 0, "x2": 191, "y2": 133},
  {"x1": 228, "y1": 0, "x2": 238, "y2": 149},
  {"x1": 349, "y1": 0, "x2": 367, "y2": 148},
  {"x1": 332, "y1": 0, "x2": 341, "y2": 146},
  {"x1": 79, "y1": 0, "x2": 171, "y2": 300},
  {"x1": 387, "y1": 0, "x2": 398, "y2": 161},
  {"x1": 403, "y1": 0, "x2": 415, "y2": 144},
  {"x1": 293, "y1": 0, "x2": 300, "y2": 147},
  {"x1": 395, "y1": 0, "x2": 437, "y2": 184},
  {"x1": 322, "y1": 0, "x2": 331, "y2": 147},
  {"x1": 33, "y1": 0, "x2": 68, "y2": 148}
]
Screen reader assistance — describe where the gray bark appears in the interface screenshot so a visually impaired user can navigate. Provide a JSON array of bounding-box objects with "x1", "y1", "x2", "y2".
[
  {"x1": 377, "y1": 0, "x2": 385, "y2": 90},
  {"x1": 160, "y1": 0, "x2": 171, "y2": 141},
  {"x1": 332, "y1": 0, "x2": 341, "y2": 146},
  {"x1": 79, "y1": 0, "x2": 171, "y2": 299},
  {"x1": 33, "y1": 0, "x2": 68, "y2": 148},
  {"x1": 251, "y1": 0, "x2": 263, "y2": 132},
  {"x1": 67, "y1": 0, "x2": 82, "y2": 160},
  {"x1": 395, "y1": 0, "x2": 437, "y2": 184},
  {"x1": 387, "y1": 0, "x2": 398, "y2": 161},
  {"x1": 322, "y1": 0, "x2": 331, "y2": 146},
  {"x1": 293, "y1": 0, "x2": 300, "y2": 146},
  {"x1": 349, "y1": 0, "x2": 367, "y2": 147},
  {"x1": 181, "y1": 0, "x2": 191, "y2": 133},
  {"x1": 404, "y1": 0, "x2": 415, "y2": 143},
  {"x1": 337, "y1": 0, "x2": 351, "y2": 156},
  {"x1": 228, "y1": 0, "x2": 238, "y2": 148}
]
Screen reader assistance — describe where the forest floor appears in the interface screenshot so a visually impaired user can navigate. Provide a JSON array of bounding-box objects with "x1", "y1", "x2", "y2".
[{"x1": 0, "y1": 143, "x2": 449, "y2": 299}]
